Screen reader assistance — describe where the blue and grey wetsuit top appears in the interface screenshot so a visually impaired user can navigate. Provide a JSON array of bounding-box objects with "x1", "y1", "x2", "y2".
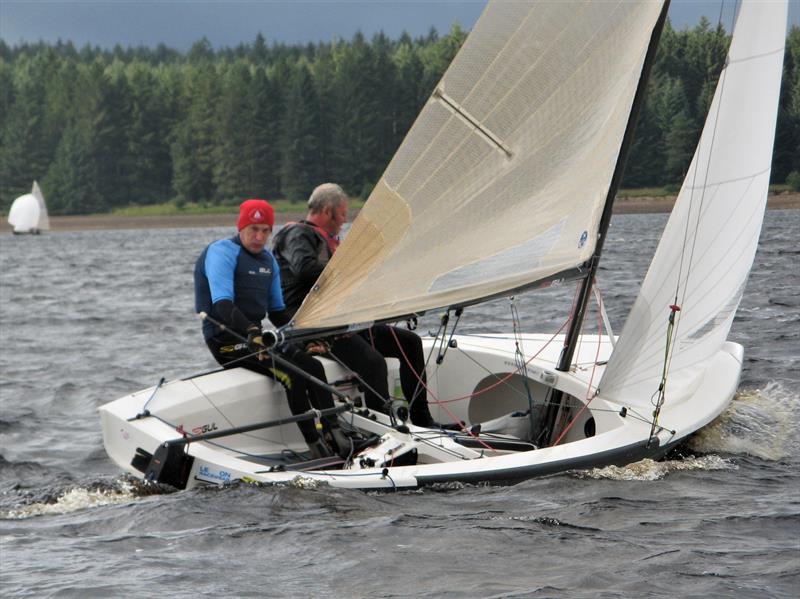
[{"x1": 194, "y1": 235, "x2": 285, "y2": 342}]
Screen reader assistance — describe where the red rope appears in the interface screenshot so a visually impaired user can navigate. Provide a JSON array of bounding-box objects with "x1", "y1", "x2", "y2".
[
  {"x1": 551, "y1": 289, "x2": 605, "y2": 447},
  {"x1": 387, "y1": 326, "x2": 495, "y2": 450}
]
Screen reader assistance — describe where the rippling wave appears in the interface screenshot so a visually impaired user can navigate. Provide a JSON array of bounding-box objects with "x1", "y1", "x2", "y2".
[
  {"x1": 1, "y1": 212, "x2": 798, "y2": 598},
  {"x1": 689, "y1": 382, "x2": 800, "y2": 460}
]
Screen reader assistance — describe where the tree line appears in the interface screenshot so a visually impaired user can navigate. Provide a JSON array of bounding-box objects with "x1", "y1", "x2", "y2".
[{"x1": 1, "y1": 19, "x2": 798, "y2": 216}]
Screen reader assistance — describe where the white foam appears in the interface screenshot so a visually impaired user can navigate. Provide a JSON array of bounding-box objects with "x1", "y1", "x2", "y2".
[
  {"x1": 581, "y1": 455, "x2": 736, "y2": 481},
  {"x1": 1, "y1": 481, "x2": 138, "y2": 520},
  {"x1": 688, "y1": 382, "x2": 799, "y2": 460}
]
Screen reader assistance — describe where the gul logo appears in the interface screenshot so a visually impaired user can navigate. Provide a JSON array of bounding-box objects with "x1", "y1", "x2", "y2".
[
  {"x1": 192, "y1": 422, "x2": 218, "y2": 435},
  {"x1": 258, "y1": 267, "x2": 271, "y2": 274},
  {"x1": 253, "y1": 209, "x2": 263, "y2": 221},
  {"x1": 578, "y1": 230, "x2": 588, "y2": 248}
]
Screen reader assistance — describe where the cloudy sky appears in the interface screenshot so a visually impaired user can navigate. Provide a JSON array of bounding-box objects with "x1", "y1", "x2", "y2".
[{"x1": 1, "y1": 1, "x2": 797, "y2": 50}]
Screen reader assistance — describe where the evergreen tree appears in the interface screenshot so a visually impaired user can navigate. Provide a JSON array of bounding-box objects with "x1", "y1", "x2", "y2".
[
  {"x1": 773, "y1": 26, "x2": 800, "y2": 183},
  {"x1": 623, "y1": 92, "x2": 664, "y2": 188},
  {"x1": 3, "y1": 24, "x2": 799, "y2": 214},
  {"x1": 663, "y1": 109, "x2": 696, "y2": 184},
  {"x1": 329, "y1": 32, "x2": 382, "y2": 196},
  {"x1": 393, "y1": 36, "x2": 426, "y2": 144},
  {"x1": 43, "y1": 122, "x2": 103, "y2": 214},
  {"x1": 213, "y1": 61, "x2": 256, "y2": 202},
  {"x1": 0, "y1": 55, "x2": 51, "y2": 210},
  {"x1": 419, "y1": 24, "x2": 466, "y2": 98},
  {"x1": 249, "y1": 67, "x2": 282, "y2": 198},
  {"x1": 280, "y1": 61, "x2": 323, "y2": 202},
  {"x1": 81, "y1": 59, "x2": 132, "y2": 208},
  {"x1": 371, "y1": 32, "x2": 400, "y2": 183},
  {"x1": 125, "y1": 62, "x2": 173, "y2": 203},
  {"x1": 171, "y1": 64, "x2": 219, "y2": 204}
]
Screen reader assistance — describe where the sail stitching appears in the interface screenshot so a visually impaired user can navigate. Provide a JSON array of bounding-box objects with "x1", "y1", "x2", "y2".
[
  {"x1": 682, "y1": 165, "x2": 773, "y2": 189},
  {"x1": 397, "y1": 1, "x2": 594, "y2": 207},
  {"x1": 672, "y1": 42, "x2": 734, "y2": 353},
  {"x1": 389, "y1": 3, "x2": 545, "y2": 197},
  {"x1": 727, "y1": 45, "x2": 785, "y2": 65},
  {"x1": 653, "y1": 19, "x2": 736, "y2": 425},
  {"x1": 408, "y1": 3, "x2": 632, "y2": 227}
]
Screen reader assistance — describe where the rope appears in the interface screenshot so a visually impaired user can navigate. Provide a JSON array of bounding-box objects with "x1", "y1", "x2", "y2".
[
  {"x1": 647, "y1": 304, "x2": 680, "y2": 444},
  {"x1": 647, "y1": 11, "x2": 734, "y2": 443},
  {"x1": 387, "y1": 325, "x2": 495, "y2": 452},
  {"x1": 551, "y1": 293, "x2": 605, "y2": 446},
  {"x1": 433, "y1": 317, "x2": 571, "y2": 406},
  {"x1": 510, "y1": 296, "x2": 537, "y2": 438}
]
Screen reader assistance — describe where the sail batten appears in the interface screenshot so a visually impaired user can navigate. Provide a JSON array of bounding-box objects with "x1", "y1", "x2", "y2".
[{"x1": 291, "y1": 0, "x2": 666, "y2": 331}]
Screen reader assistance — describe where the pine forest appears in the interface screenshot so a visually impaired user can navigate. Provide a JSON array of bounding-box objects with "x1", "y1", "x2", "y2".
[{"x1": 1, "y1": 19, "x2": 799, "y2": 215}]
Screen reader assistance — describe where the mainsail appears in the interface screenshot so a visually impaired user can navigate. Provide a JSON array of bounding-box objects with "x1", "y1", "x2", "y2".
[
  {"x1": 600, "y1": 0, "x2": 788, "y2": 408},
  {"x1": 292, "y1": 0, "x2": 666, "y2": 330}
]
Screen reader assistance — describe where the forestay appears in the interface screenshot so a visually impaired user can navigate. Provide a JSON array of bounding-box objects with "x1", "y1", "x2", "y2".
[
  {"x1": 291, "y1": 0, "x2": 666, "y2": 330},
  {"x1": 600, "y1": 0, "x2": 788, "y2": 408}
]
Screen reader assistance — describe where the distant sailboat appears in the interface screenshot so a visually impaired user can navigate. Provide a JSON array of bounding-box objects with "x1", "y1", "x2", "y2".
[
  {"x1": 100, "y1": 0, "x2": 788, "y2": 491},
  {"x1": 7, "y1": 182, "x2": 50, "y2": 235}
]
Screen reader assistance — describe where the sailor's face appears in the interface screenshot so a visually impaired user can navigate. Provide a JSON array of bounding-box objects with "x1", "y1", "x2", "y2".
[
  {"x1": 325, "y1": 200, "x2": 348, "y2": 237},
  {"x1": 240, "y1": 224, "x2": 272, "y2": 254}
]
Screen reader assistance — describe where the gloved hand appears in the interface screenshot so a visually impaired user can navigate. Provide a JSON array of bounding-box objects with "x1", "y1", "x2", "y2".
[
  {"x1": 305, "y1": 339, "x2": 331, "y2": 355},
  {"x1": 246, "y1": 325, "x2": 269, "y2": 361}
]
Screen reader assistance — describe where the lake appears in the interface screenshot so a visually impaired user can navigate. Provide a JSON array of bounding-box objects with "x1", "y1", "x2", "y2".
[{"x1": 1, "y1": 211, "x2": 797, "y2": 598}]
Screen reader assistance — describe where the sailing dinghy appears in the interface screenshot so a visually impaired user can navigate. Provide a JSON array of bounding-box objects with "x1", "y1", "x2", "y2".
[
  {"x1": 7, "y1": 181, "x2": 50, "y2": 235},
  {"x1": 100, "y1": 0, "x2": 788, "y2": 491}
]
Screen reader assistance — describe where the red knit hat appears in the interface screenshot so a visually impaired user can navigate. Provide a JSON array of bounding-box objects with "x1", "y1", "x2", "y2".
[{"x1": 237, "y1": 199, "x2": 274, "y2": 230}]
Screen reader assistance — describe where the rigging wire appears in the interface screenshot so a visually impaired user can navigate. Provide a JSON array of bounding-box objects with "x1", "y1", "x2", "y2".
[
  {"x1": 648, "y1": 0, "x2": 736, "y2": 443},
  {"x1": 551, "y1": 293, "x2": 605, "y2": 446},
  {"x1": 387, "y1": 325, "x2": 495, "y2": 452},
  {"x1": 324, "y1": 348, "x2": 397, "y2": 426},
  {"x1": 431, "y1": 317, "x2": 571, "y2": 406},
  {"x1": 510, "y1": 296, "x2": 537, "y2": 438}
]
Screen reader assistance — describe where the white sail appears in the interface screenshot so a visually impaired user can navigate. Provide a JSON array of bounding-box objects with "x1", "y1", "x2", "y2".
[
  {"x1": 31, "y1": 181, "x2": 50, "y2": 231},
  {"x1": 600, "y1": 0, "x2": 788, "y2": 408},
  {"x1": 7, "y1": 181, "x2": 50, "y2": 234},
  {"x1": 292, "y1": 0, "x2": 666, "y2": 330}
]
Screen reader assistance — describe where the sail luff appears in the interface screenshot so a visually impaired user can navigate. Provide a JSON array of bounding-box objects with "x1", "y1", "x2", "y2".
[
  {"x1": 534, "y1": 0, "x2": 673, "y2": 446},
  {"x1": 555, "y1": 0, "x2": 672, "y2": 374}
]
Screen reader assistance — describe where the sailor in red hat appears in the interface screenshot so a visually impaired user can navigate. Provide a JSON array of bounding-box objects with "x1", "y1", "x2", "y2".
[{"x1": 193, "y1": 198, "x2": 347, "y2": 459}]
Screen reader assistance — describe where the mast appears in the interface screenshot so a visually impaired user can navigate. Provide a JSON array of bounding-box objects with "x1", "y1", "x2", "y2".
[{"x1": 541, "y1": 0, "x2": 672, "y2": 444}]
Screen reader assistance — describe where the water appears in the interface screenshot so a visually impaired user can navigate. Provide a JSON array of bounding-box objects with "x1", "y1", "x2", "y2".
[{"x1": 1, "y1": 212, "x2": 798, "y2": 598}]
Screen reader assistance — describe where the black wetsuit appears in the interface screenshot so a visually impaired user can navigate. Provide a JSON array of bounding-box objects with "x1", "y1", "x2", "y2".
[
  {"x1": 194, "y1": 234, "x2": 335, "y2": 443},
  {"x1": 272, "y1": 222, "x2": 434, "y2": 425}
]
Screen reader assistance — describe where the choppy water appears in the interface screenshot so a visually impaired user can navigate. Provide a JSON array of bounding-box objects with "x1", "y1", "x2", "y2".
[{"x1": 1, "y1": 212, "x2": 798, "y2": 598}]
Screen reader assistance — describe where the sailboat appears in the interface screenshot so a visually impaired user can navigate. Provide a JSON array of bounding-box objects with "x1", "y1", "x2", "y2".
[
  {"x1": 100, "y1": 0, "x2": 788, "y2": 491},
  {"x1": 7, "y1": 181, "x2": 50, "y2": 235}
]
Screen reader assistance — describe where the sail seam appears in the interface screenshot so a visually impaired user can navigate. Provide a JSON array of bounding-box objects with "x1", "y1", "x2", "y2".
[
  {"x1": 727, "y1": 45, "x2": 785, "y2": 65},
  {"x1": 681, "y1": 165, "x2": 772, "y2": 189},
  {"x1": 432, "y1": 87, "x2": 513, "y2": 158}
]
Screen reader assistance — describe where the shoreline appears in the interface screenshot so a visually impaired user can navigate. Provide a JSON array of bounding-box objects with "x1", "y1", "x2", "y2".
[{"x1": 2, "y1": 193, "x2": 799, "y2": 233}]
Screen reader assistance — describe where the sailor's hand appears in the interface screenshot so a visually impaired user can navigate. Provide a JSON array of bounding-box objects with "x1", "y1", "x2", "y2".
[
  {"x1": 246, "y1": 325, "x2": 270, "y2": 361},
  {"x1": 305, "y1": 339, "x2": 331, "y2": 355}
]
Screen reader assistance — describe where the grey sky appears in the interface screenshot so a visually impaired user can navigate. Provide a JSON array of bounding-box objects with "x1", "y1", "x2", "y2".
[{"x1": 1, "y1": 1, "x2": 797, "y2": 50}]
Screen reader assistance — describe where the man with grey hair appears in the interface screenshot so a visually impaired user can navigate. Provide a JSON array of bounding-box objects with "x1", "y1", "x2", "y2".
[{"x1": 272, "y1": 183, "x2": 441, "y2": 427}]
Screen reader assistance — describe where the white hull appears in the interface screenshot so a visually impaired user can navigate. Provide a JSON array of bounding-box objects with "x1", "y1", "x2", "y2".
[{"x1": 99, "y1": 333, "x2": 741, "y2": 490}]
